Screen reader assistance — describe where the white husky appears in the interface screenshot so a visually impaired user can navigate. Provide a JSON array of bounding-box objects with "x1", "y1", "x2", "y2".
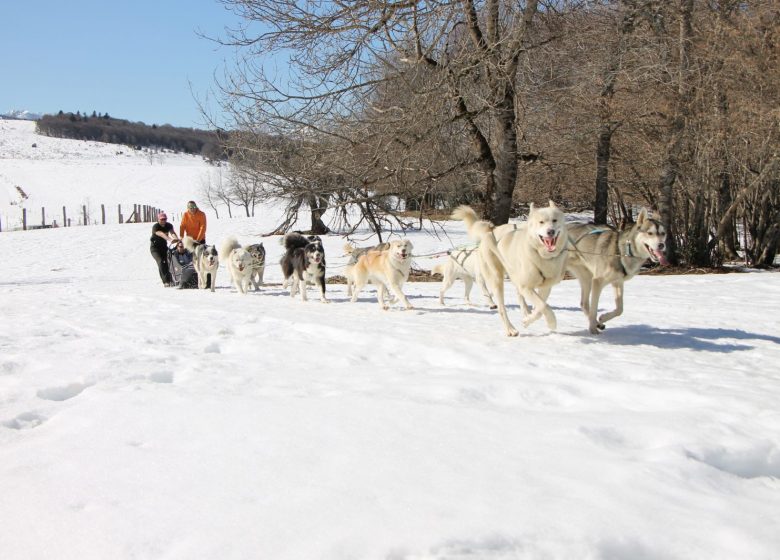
[
  {"x1": 431, "y1": 247, "x2": 496, "y2": 308},
  {"x1": 453, "y1": 202, "x2": 568, "y2": 336},
  {"x1": 218, "y1": 236, "x2": 254, "y2": 294}
]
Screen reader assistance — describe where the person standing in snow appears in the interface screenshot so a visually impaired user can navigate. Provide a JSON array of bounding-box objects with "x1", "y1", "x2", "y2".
[
  {"x1": 150, "y1": 211, "x2": 178, "y2": 286},
  {"x1": 179, "y1": 200, "x2": 207, "y2": 245}
]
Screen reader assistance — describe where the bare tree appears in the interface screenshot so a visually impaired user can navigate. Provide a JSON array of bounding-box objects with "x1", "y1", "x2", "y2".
[{"x1": 212, "y1": 0, "x2": 552, "y2": 226}]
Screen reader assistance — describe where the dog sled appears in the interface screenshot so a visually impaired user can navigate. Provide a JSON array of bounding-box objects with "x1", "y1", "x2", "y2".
[{"x1": 167, "y1": 242, "x2": 198, "y2": 289}]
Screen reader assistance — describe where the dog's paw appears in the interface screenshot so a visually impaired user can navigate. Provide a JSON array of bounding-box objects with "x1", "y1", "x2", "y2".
[
  {"x1": 489, "y1": 304, "x2": 498, "y2": 310},
  {"x1": 507, "y1": 328, "x2": 519, "y2": 337},
  {"x1": 321, "y1": 298, "x2": 330, "y2": 304},
  {"x1": 597, "y1": 322, "x2": 606, "y2": 330}
]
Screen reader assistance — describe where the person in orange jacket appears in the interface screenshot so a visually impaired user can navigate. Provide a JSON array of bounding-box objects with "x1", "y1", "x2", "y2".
[{"x1": 179, "y1": 200, "x2": 207, "y2": 244}]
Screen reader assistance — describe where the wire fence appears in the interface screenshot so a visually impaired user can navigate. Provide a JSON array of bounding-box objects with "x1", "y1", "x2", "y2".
[{"x1": 0, "y1": 203, "x2": 176, "y2": 232}]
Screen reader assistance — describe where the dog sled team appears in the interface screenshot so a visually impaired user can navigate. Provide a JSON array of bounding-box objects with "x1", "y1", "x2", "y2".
[{"x1": 150, "y1": 199, "x2": 668, "y2": 335}]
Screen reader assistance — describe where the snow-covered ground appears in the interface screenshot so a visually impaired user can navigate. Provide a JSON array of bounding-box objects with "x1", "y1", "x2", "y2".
[{"x1": 1, "y1": 120, "x2": 780, "y2": 559}]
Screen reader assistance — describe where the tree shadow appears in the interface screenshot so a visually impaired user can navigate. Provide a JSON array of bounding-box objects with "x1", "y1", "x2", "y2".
[{"x1": 579, "y1": 323, "x2": 780, "y2": 353}]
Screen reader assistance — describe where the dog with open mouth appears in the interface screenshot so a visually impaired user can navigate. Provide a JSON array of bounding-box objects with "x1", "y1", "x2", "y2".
[
  {"x1": 280, "y1": 232, "x2": 328, "y2": 303},
  {"x1": 566, "y1": 209, "x2": 668, "y2": 333},
  {"x1": 219, "y1": 236, "x2": 254, "y2": 294},
  {"x1": 347, "y1": 239, "x2": 414, "y2": 310},
  {"x1": 454, "y1": 202, "x2": 568, "y2": 336}
]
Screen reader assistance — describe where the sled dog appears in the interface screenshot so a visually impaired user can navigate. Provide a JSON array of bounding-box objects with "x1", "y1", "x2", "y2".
[
  {"x1": 183, "y1": 235, "x2": 218, "y2": 292},
  {"x1": 347, "y1": 239, "x2": 414, "y2": 310},
  {"x1": 453, "y1": 202, "x2": 568, "y2": 335},
  {"x1": 566, "y1": 209, "x2": 668, "y2": 333},
  {"x1": 219, "y1": 236, "x2": 253, "y2": 294},
  {"x1": 343, "y1": 242, "x2": 390, "y2": 297},
  {"x1": 245, "y1": 243, "x2": 266, "y2": 291},
  {"x1": 431, "y1": 247, "x2": 496, "y2": 308},
  {"x1": 280, "y1": 232, "x2": 328, "y2": 303}
]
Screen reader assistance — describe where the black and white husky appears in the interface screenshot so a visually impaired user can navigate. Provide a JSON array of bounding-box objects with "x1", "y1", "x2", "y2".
[
  {"x1": 183, "y1": 235, "x2": 218, "y2": 292},
  {"x1": 280, "y1": 233, "x2": 328, "y2": 303},
  {"x1": 245, "y1": 243, "x2": 266, "y2": 291}
]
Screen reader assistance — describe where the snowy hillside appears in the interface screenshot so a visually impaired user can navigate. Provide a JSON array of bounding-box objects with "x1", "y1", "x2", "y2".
[
  {"x1": 0, "y1": 119, "x2": 223, "y2": 229},
  {"x1": 1, "y1": 123, "x2": 780, "y2": 559}
]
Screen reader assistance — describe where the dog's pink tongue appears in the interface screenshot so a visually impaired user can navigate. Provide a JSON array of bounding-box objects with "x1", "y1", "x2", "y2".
[
  {"x1": 542, "y1": 237, "x2": 557, "y2": 252},
  {"x1": 655, "y1": 250, "x2": 669, "y2": 266}
]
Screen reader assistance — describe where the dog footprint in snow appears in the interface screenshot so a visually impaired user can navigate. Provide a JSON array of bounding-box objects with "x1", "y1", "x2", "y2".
[
  {"x1": 3, "y1": 411, "x2": 47, "y2": 430},
  {"x1": 36, "y1": 382, "x2": 91, "y2": 401},
  {"x1": 204, "y1": 342, "x2": 221, "y2": 354}
]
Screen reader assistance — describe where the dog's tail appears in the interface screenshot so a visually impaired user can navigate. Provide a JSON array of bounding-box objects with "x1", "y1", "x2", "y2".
[
  {"x1": 431, "y1": 263, "x2": 445, "y2": 277},
  {"x1": 283, "y1": 232, "x2": 309, "y2": 251},
  {"x1": 451, "y1": 205, "x2": 496, "y2": 242},
  {"x1": 451, "y1": 206, "x2": 508, "y2": 278},
  {"x1": 219, "y1": 236, "x2": 241, "y2": 261},
  {"x1": 182, "y1": 235, "x2": 198, "y2": 253}
]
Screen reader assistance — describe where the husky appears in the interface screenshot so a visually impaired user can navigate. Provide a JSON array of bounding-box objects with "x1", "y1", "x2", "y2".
[
  {"x1": 219, "y1": 236, "x2": 254, "y2": 294},
  {"x1": 566, "y1": 209, "x2": 668, "y2": 334},
  {"x1": 347, "y1": 239, "x2": 414, "y2": 310},
  {"x1": 280, "y1": 232, "x2": 328, "y2": 303},
  {"x1": 244, "y1": 243, "x2": 266, "y2": 291},
  {"x1": 453, "y1": 202, "x2": 568, "y2": 336},
  {"x1": 183, "y1": 235, "x2": 218, "y2": 292},
  {"x1": 343, "y1": 242, "x2": 390, "y2": 297},
  {"x1": 431, "y1": 247, "x2": 496, "y2": 308}
]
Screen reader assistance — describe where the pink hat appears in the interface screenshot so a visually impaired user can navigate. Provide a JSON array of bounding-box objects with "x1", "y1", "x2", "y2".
[{"x1": 158, "y1": 212, "x2": 167, "y2": 220}]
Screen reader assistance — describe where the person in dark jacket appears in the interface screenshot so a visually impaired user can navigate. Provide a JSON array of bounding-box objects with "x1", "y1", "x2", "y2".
[
  {"x1": 150, "y1": 212, "x2": 179, "y2": 286},
  {"x1": 170, "y1": 241, "x2": 198, "y2": 289}
]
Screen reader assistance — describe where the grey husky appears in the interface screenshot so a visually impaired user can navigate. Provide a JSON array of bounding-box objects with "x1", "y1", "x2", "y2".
[
  {"x1": 566, "y1": 209, "x2": 668, "y2": 334},
  {"x1": 244, "y1": 243, "x2": 266, "y2": 291}
]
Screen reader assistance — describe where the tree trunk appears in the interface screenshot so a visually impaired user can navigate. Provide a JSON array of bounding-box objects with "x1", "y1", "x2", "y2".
[
  {"x1": 594, "y1": 125, "x2": 613, "y2": 225},
  {"x1": 490, "y1": 91, "x2": 518, "y2": 226},
  {"x1": 308, "y1": 195, "x2": 330, "y2": 234}
]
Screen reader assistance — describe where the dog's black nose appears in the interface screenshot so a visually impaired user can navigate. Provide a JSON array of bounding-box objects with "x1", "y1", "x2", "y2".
[{"x1": 658, "y1": 243, "x2": 665, "y2": 251}]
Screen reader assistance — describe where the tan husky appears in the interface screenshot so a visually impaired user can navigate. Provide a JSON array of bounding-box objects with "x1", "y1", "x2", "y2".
[
  {"x1": 347, "y1": 239, "x2": 414, "y2": 310},
  {"x1": 566, "y1": 209, "x2": 668, "y2": 333}
]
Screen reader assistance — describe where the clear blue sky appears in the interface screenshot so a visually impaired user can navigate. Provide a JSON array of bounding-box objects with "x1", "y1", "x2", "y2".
[{"x1": 0, "y1": 1, "x2": 247, "y2": 129}]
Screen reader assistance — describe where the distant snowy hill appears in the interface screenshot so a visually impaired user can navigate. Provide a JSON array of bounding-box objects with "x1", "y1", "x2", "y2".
[
  {"x1": 0, "y1": 119, "x2": 228, "y2": 230},
  {"x1": 1, "y1": 109, "x2": 42, "y2": 121}
]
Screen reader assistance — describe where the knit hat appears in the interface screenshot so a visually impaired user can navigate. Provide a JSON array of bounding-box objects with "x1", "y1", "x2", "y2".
[{"x1": 158, "y1": 212, "x2": 167, "y2": 220}]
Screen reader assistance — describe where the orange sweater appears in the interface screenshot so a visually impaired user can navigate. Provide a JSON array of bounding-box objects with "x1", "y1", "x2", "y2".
[{"x1": 179, "y1": 209, "x2": 207, "y2": 242}]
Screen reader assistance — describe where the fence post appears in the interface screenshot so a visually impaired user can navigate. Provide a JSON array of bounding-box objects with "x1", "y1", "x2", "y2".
[
  {"x1": 0, "y1": 215, "x2": 2, "y2": 232},
  {"x1": 41, "y1": 207, "x2": 46, "y2": 227},
  {"x1": 101, "y1": 204, "x2": 106, "y2": 224},
  {"x1": 118, "y1": 204, "x2": 123, "y2": 224},
  {"x1": 23, "y1": 208, "x2": 27, "y2": 230},
  {"x1": 83, "y1": 205, "x2": 87, "y2": 226},
  {"x1": 63, "y1": 206, "x2": 67, "y2": 227},
  {"x1": 68, "y1": 218, "x2": 71, "y2": 227}
]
